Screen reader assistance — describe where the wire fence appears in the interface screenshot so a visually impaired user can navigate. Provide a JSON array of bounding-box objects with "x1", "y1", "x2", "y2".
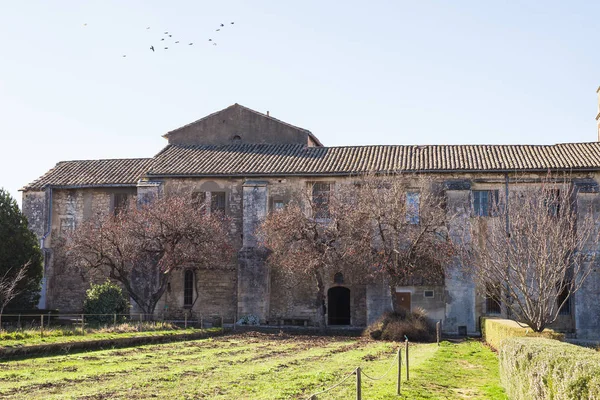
[
  {"x1": 0, "y1": 312, "x2": 238, "y2": 337},
  {"x1": 307, "y1": 321, "x2": 441, "y2": 400}
]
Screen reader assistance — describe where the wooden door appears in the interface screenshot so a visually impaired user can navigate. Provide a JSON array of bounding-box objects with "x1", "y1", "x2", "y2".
[{"x1": 395, "y1": 292, "x2": 411, "y2": 312}]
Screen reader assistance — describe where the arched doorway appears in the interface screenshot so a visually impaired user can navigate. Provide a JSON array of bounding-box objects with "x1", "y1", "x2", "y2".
[{"x1": 328, "y1": 287, "x2": 351, "y2": 325}]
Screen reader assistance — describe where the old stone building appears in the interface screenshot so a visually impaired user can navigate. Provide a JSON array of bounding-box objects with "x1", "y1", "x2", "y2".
[{"x1": 21, "y1": 96, "x2": 600, "y2": 338}]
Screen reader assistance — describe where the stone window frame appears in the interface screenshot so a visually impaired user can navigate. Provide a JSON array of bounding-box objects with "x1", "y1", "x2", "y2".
[{"x1": 423, "y1": 290, "x2": 434, "y2": 298}]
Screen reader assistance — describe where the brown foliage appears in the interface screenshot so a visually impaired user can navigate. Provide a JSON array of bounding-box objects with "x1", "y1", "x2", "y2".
[
  {"x1": 353, "y1": 173, "x2": 454, "y2": 308},
  {"x1": 61, "y1": 192, "x2": 233, "y2": 315},
  {"x1": 259, "y1": 184, "x2": 372, "y2": 329}
]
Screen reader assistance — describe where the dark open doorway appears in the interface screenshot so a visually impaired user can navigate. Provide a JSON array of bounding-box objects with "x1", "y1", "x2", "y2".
[{"x1": 328, "y1": 286, "x2": 351, "y2": 325}]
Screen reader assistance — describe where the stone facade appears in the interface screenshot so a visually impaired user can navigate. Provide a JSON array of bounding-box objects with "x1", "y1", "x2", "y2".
[{"x1": 20, "y1": 101, "x2": 600, "y2": 338}]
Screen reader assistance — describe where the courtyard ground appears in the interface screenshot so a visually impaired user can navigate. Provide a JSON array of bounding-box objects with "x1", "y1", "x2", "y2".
[{"x1": 0, "y1": 332, "x2": 506, "y2": 399}]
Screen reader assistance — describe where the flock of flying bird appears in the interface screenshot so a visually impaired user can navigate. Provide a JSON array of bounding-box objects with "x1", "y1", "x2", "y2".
[{"x1": 83, "y1": 21, "x2": 235, "y2": 58}]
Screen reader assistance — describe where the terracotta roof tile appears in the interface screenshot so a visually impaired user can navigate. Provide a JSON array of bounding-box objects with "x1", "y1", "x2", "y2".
[
  {"x1": 147, "y1": 142, "x2": 600, "y2": 177},
  {"x1": 23, "y1": 158, "x2": 154, "y2": 191}
]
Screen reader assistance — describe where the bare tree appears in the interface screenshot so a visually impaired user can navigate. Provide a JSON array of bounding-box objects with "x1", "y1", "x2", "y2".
[
  {"x1": 353, "y1": 173, "x2": 455, "y2": 312},
  {"x1": 61, "y1": 192, "x2": 234, "y2": 316},
  {"x1": 459, "y1": 175, "x2": 600, "y2": 332},
  {"x1": 0, "y1": 261, "x2": 30, "y2": 328},
  {"x1": 259, "y1": 184, "x2": 371, "y2": 330}
]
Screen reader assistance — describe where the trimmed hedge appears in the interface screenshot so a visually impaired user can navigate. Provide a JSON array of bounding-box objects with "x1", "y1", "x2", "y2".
[
  {"x1": 482, "y1": 317, "x2": 564, "y2": 350},
  {"x1": 499, "y1": 338, "x2": 600, "y2": 400}
]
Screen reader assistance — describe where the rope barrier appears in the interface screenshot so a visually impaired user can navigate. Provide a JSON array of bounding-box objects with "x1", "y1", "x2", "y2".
[
  {"x1": 305, "y1": 345, "x2": 402, "y2": 399},
  {"x1": 360, "y1": 348, "x2": 400, "y2": 381},
  {"x1": 305, "y1": 369, "x2": 355, "y2": 399}
]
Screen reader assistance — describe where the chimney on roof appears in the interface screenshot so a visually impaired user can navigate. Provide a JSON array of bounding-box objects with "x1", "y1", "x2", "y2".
[
  {"x1": 597, "y1": 87, "x2": 600, "y2": 141},
  {"x1": 266, "y1": 111, "x2": 270, "y2": 117}
]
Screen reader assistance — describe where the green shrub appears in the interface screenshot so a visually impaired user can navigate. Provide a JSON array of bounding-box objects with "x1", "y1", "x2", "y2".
[
  {"x1": 365, "y1": 309, "x2": 435, "y2": 342},
  {"x1": 83, "y1": 281, "x2": 129, "y2": 324},
  {"x1": 500, "y1": 338, "x2": 600, "y2": 399},
  {"x1": 482, "y1": 317, "x2": 564, "y2": 350}
]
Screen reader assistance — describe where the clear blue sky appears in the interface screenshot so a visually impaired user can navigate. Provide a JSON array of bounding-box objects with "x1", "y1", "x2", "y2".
[{"x1": 1, "y1": 0, "x2": 599, "y2": 206}]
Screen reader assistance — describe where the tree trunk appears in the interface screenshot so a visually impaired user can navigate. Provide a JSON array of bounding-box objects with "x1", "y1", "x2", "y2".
[{"x1": 314, "y1": 270, "x2": 327, "y2": 333}]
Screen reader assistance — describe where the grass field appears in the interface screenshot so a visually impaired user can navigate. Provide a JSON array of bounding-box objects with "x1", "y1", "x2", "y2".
[
  {"x1": 0, "y1": 323, "x2": 211, "y2": 349},
  {"x1": 0, "y1": 332, "x2": 506, "y2": 399}
]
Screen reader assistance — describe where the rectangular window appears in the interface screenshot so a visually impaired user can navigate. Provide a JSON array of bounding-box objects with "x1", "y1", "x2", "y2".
[
  {"x1": 473, "y1": 190, "x2": 499, "y2": 217},
  {"x1": 59, "y1": 217, "x2": 75, "y2": 234},
  {"x1": 210, "y1": 192, "x2": 226, "y2": 214},
  {"x1": 113, "y1": 194, "x2": 129, "y2": 215},
  {"x1": 183, "y1": 270, "x2": 194, "y2": 308},
  {"x1": 273, "y1": 200, "x2": 285, "y2": 211},
  {"x1": 406, "y1": 191, "x2": 420, "y2": 224},
  {"x1": 485, "y1": 283, "x2": 502, "y2": 315},
  {"x1": 557, "y1": 286, "x2": 571, "y2": 316},
  {"x1": 424, "y1": 290, "x2": 434, "y2": 298},
  {"x1": 312, "y1": 183, "x2": 331, "y2": 219}
]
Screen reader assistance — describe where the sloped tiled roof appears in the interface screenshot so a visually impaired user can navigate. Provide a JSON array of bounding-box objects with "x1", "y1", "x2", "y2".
[
  {"x1": 23, "y1": 142, "x2": 600, "y2": 191},
  {"x1": 147, "y1": 142, "x2": 600, "y2": 176},
  {"x1": 23, "y1": 158, "x2": 154, "y2": 190}
]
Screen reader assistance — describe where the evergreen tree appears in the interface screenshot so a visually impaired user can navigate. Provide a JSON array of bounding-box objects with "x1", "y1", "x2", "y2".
[{"x1": 0, "y1": 189, "x2": 43, "y2": 309}]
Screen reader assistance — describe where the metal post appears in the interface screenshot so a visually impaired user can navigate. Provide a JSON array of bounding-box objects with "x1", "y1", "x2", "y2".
[
  {"x1": 40, "y1": 315, "x2": 44, "y2": 338},
  {"x1": 436, "y1": 321, "x2": 441, "y2": 346},
  {"x1": 355, "y1": 367, "x2": 361, "y2": 400},
  {"x1": 405, "y1": 339, "x2": 409, "y2": 381},
  {"x1": 397, "y1": 347, "x2": 402, "y2": 395}
]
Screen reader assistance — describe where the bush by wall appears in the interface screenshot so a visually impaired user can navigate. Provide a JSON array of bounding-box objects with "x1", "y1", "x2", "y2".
[
  {"x1": 365, "y1": 309, "x2": 436, "y2": 342},
  {"x1": 83, "y1": 281, "x2": 129, "y2": 324},
  {"x1": 482, "y1": 317, "x2": 564, "y2": 350},
  {"x1": 499, "y1": 337, "x2": 600, "y2": 400}
]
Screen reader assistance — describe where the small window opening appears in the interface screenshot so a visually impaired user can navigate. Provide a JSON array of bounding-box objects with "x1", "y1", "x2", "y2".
[
  {"x1": 113, "y1": 193, "x2": 129, "y2": 215},
  {"x1": 424, "y1": 290, "x2": 434, "y2": 298},
  {"x1": 485, "y1": 283, "x2": 502, "y2": 315},
  {"x1": 232, "y1": 135, "x2": 242, "y2": 142},
  {"x1": 211, "y1": 192, "x2": 226, "y2": 214},
  {"x1": 184, "y1": 270, "x2": 194, "y2": 308},
  {"x1": 312, "y1": 183, "x2": 331, "y2": 219},
  {"x1": 334, "y1": 272, "x2": 344, "y2": 284}
]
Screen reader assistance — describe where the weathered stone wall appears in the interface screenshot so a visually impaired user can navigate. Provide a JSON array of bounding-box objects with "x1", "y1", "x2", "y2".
[{"x1": 44, "y1": 188, "x2": 136, "y2": 312}]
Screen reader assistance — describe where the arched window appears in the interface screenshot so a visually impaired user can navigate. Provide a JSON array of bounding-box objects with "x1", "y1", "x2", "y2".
[
  {"x1": 334, "y1": 272, "x2": 344, "y2": 284},
  {"x1": 184, "y1": 270, "x2": 194, "y2": 308}
]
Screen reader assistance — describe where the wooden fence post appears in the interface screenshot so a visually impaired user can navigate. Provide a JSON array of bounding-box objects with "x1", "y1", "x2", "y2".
[
  {"x1": 138, "y1": 313, "x2": 142, "y2": 331},
  {"x1": 113, "y1": 313, "x2": 117, "y2": 327},
  {"x1": 81, "y1": 314, "x2": 85, "y2": 335},
  {"x1": 436, "y1": 321, "x2": 441, "y2": 346},
  {"x1": 40, "y1": 315, "x2": 44, "y2": 338},
  {"x1": 184, "y1": 312, "x2": 188, "y2": 329},
  {"x1": 405, "y1": 339, "x2": 409, "y2": 381},
  {"x1": 397, "y1": 347, "x2": 402, "y2": 395},
  {"x1": 17, "y1": 314, "x2": 21, "y2": 329},
  {"x1": 200, "y1": 316, "x2": 203, "y2": 329},
  {"x1": 355, "y1": 367, "x2": 361, "y2": 400}
]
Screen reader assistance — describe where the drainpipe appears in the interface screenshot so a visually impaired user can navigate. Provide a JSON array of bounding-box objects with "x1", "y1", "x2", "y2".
[
  {"x1": 504, "y1": 173, "x2": 511, "y2": 319},
  {"x1": 37, "y1": 186, "x2": 53, "y2": 310}
]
